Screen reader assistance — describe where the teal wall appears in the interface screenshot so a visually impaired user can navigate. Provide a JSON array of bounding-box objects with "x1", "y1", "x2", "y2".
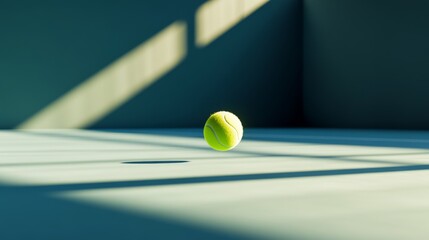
[
  {"x1": 3, "y1": 1, "x2": 429, "y2": 130},
  {"x1": 0, "y1": 0, "x2": 303, "y2": 129},
  {"x1": 303, "y1": 0, "x2": 429, "y2": 129}
]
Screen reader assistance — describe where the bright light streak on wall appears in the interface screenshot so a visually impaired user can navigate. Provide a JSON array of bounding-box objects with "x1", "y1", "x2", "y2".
[
  {"x1": 196, "y1": 0, "x2": 269, "y2": 47},
  {"x1": 18, "y1": 21, "x2": 187, "y2": 129}
]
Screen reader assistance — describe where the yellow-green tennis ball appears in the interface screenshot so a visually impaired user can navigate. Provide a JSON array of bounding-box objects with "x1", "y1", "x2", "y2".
[{"x1": 204, "y1": 111, "x2": 243, "y2": 151}]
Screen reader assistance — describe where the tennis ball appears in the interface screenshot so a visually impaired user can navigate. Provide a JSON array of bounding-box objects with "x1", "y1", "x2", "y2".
[{"x1": 204, "y1": 111, "x2": 243, "y2": 151}]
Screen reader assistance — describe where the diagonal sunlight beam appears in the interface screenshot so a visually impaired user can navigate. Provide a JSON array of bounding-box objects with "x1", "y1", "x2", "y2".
[
  {"x1": 18, "y1": 21, "x2": 187, "y2": 129},
  {"x1": 196, "y1": 0, "x2": 269, "y2": 47}
]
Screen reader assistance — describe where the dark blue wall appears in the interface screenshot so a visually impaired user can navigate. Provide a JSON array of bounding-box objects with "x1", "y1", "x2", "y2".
[
  {"x1": 4, "y1": 1, "x2": 429, "y2": 130},
  {"x1": 303, "y1": 0, "x2": 429, "y2": 129},
  {"x1": 0, "y1": 0, "x2": 303, "y2": 129}
]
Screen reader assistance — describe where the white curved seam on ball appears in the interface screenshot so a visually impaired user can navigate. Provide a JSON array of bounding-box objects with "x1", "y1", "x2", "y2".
[
  {"x1": 223, "y1": 114, "x2": 240, "y2": 142},
  {"x1": 206, "y1": 124, "x2": 229, "y2": 148}
]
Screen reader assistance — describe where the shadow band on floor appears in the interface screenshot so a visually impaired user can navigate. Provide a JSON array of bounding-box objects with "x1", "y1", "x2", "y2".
[
  {"x1": 18, "y1": 131, "x2": 424, "y2": 166},
  {"x1": 11, "y1": 164, "x2": 429, "y2": 193}
]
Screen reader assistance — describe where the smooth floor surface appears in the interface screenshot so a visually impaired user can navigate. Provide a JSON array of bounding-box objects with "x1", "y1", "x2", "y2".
[{"x1": 1, "y1": 129, "x2": 429, "y2": 240}]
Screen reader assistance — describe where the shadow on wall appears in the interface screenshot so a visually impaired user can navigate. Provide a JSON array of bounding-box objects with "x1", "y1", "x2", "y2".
[
  {"x1": 303, "y1": 0, "x2": 429, "y2": 129},
  {"x1": 0, "y1": 0, "x2": 302, "y2": 129}
]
